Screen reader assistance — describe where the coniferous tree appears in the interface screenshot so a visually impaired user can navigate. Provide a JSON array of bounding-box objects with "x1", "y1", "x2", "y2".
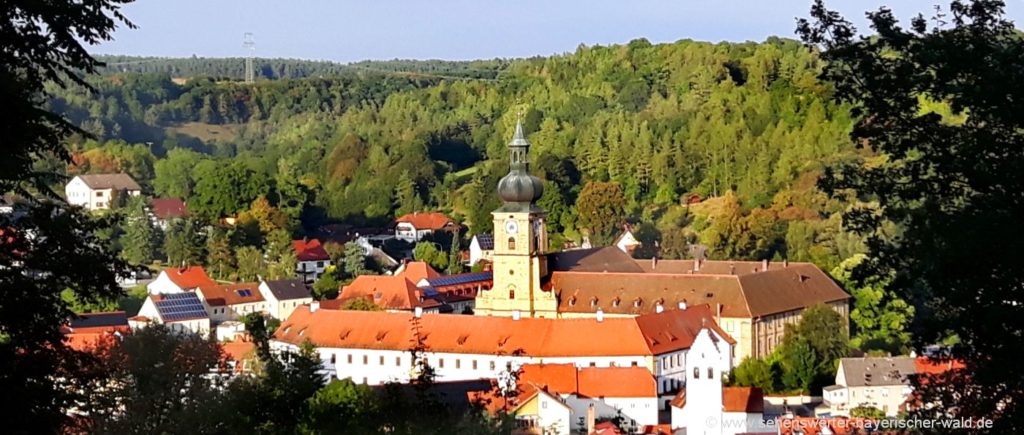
[
  {"x1": 235, "y1": 246, "x2": 265, "y2": 282},
  {"x1": 163, "y1": 218, "x2": 204, "y2": 267},
  {"x1": 205, "y1": 228, "x2": 234, "y2": 280},
  {"x1": 265, "y1": 229, "x2": 296, "y2": 280},
  {"x1": 342, "y1": 241, "x2": 368, "y2": 279},
  {"x1": 120, "y1": 196, "x2": 157, "y2": 265}
]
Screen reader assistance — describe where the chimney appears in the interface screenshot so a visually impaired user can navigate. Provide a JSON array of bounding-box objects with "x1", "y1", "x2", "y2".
[
  {"x1": 310, "y1": 301, "x2": 320, "y2": 313},
  {"x1": 512, "y1": 310, "x2": 521, "y2": 321},
  {"x1": 729, "y1": 264, "x2": 736, "y2": 275},
  {"x1": 716, "y1": 303, "x2": 722, "y2": 325},
  {"x1": 586, "y1": 403, "x2": 596, "y2": 435},
  {"x1": 762, "y1": 259, "x2": 768, "y2": 271},
  {"x1": 414, "y1": 306, "x2": 423, "y2": 318},
  {"x1": 679, "y1": 301, "x2": 687, "y2": 310},
  {"x1": 651, "y1": 256, "x2": 658, "y2": 269},
  {"x1": 783, "y1": 258, "x2": 789, "y2": 268},
  {"x1": 692, "y1": 259, "x2": 700, "y2": 272},
  {"x1": 596, "y1": 309, "x2": 604, "y2": 322}
]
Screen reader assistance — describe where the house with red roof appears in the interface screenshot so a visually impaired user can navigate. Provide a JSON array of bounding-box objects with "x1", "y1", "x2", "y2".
[
  {"x1": 394, "y1": 211, "x2": 458, "y2": 243},
  {"x1": 62, "y1": 311, "x2": 129, "y2": 352},
  {"x1": 133, "y1": 292, "x2": 211, "y2": 335},
  {"x1": 195, "y1": 282, "x2": 267, "y2": 322},
  {"x1": 293, "y1": 238, "x2": 332, "y2": 283},
  {"x1": 148, "y1": 197, "x2": 188, "y2": 230},
  {"x1": 147, "y1": 266, "x2": 217, "y2": 295},
  {"x1": 271, "y1": 303, "x2": 734, "y2": 409}
]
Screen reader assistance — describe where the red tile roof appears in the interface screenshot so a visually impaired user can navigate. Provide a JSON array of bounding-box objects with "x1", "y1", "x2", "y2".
[
  {"x1": 914, "y1": 356, "x2": 965, "y2": 375},
  {"x1": 335, "y1": 275, "x2": 439, "y2": 310},
  {"x1": 150, "y1": 197, "x2": 188, "y2": 220},
  {"x1": 197, "y1": 282, "x2": 265, "y2": 306},
  {"x1": 396, "y1": 261, "x2": 442, "y2": 283},
  {"x1": 395, "y1": 212, "x2": 456, "y2": 230},
  {"x1": 519, "y1": 363, "x2": 579, "y2": 394},
  {"x1": 293, "y1": 238, "x2": 330, "y2": 262},
  {"x1": 723, "y1": 387, "x2": 764, "y2": 413},
  {"x1": 777, "y1": 416, "x2": 874, "y2": 435},
  {"x1": 161, "y1": 266, "x2": 216, "y2": 290},
  {"x1": 578, "y1": 366, "x2": 656, "y2": 398},
  {"x1": 593, "y1": 421, "x2": 624, "y2": 435},
  {"x1": 670, "y1": 386, "x2": 764, "y2": 413},
  {"x1": 275, "y1": 304, "x2": 729, "y2": 358}
]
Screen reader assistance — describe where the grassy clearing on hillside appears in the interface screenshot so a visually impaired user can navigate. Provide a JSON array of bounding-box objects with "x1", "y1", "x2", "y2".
[{"x1": 167, "y1": 122, "x2": 242, "y2": 143}]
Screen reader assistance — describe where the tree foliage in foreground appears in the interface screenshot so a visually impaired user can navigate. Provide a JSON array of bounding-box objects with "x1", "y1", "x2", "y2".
[{"x1": 799, "y1": 0, "x2": 1024, "y2": 430}]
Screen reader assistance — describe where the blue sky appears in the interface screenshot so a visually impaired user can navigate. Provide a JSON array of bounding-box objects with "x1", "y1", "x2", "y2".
[{"x1": 94, "y1": 0, "x2": 1024, "y2": 62}]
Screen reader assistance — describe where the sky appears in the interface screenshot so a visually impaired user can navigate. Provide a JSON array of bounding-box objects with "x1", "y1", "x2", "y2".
[{"x1": 94, "y1": 0, "x2": 1024, "y2": 62}]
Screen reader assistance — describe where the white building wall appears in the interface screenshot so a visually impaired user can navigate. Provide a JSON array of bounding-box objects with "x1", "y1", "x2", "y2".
[
  {"x1": 271, "y1": 341, "x2": 668, "y2": 389},
  {"x1": 146, "y1": 273, "x2": 185, "y2": 295},
  {"x1": 672, "y1": 329, "x2": 732, "y2": 434},
  {"x1": 532, "y1": 394, "x2": 572, "y2": 435},
  {"x1": 564, "y1": 396, "x2": 658, "y2": 432},
  {"x1": 297, "y1": 259, "x2": 330, "y2": 283}
]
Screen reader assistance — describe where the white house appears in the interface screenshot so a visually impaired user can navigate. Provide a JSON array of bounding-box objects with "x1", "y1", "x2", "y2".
[
  {"x1": 65, "y1": 173, "x2": 142, "y2": 211},
  {"x1": 613, "y1": 224, "x2": 641, "y2": 255},
  {"x1": 131, "y1": 292, "x2": 211, "y2": 335},
  {"x1": 293, "y1": 239, "x2": 331, "y2": 283},
  {"x1": 670, "y1": 330, "x2": 765, "y2": 435},
  {"x1": 195, "y1": 282, "x2": 268, "y2": 323},
  {"x1": 147, "y1": 266, "x2": 217, "y2": 295},
  {"x1": 822, "y1": 356, "x2": 916, "y2": 417},
  {"x1": 271, "y1": 304, "x2": 734, "y2": 415},
  {"x1": 258, "y1": 278, "x2": 313, "y2": 320},
  {"x1": 394, "y1": 212, "x2": 457, "y2": 243},
  {"x1": 468, "y1": 233, "x2": 494, "y2": 266}
]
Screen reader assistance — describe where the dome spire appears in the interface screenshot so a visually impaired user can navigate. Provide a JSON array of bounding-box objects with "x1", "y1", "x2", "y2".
[{"x1": 496, "y1": 110, "x2": 544, "y2": 209}]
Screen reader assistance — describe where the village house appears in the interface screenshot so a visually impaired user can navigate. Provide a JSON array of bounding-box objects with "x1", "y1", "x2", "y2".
[
  {"x1": 468, "y1": 233, "x2": 494, "y2": 267},
  {"x1": 394, "y1": 211, "x2": 458, "y2": 243},
  {"x1": 471, "y1": 363, "x2": 659, "y2": 435},
  {"x1": 62, "y1": 311, "x2": 129, "y2": 351},
  {"x1": 540, "y1": 251, "x2": 851, "y2": 363},
  {"x1": 271, "y1": 303, "x2": 733, "y2": 414},
  {"x1": 293, "y1": 238, "x2": 331, "y2": 283},
  {"x1": 131, "y1": 292, "x2": 211, "y2": 335},
  {"x1": 613, "y1": 224, "x2": 642, "y2": 254},
  {"x1": 147, "y1": 266, "x2": 217, "y2": 295},
  {"x1": 258, "y1": 278, "x2": 314, "y2": 320},
  {"x1": 822, "y1": 356, "x2": 917, "y2": 417},
  {"x1": 148, "y1": 197, "x2": 188, "y2": 230},
  {"x1": 65, "y1": 173, "x2": 142, "y2": 211},
  {"x1": 195, "y1": 282, "x2": 268, "y2": 323},
  {"x1": 414, "y1": 270, "x2": 493, "y2": 314}
]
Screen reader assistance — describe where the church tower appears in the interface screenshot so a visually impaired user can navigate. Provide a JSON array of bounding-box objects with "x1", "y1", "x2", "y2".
[{"x1": 475, "y1": 118, "x2": 556, "y2": 318}]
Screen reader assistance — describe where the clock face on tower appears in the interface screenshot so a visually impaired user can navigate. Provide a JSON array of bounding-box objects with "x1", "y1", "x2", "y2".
[{"x1": 505, "y1": 219, "x2": 519, "y2": 235}]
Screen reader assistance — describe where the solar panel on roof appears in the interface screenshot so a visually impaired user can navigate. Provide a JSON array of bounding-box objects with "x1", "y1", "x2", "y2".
[
  {"x1": 426, "y1": 271, "x2": 493, "y2": 287},
  {"x1": 236, "y1": 289, "x2": 253, "y2": 297},
  {"x1": 155, "y1": 292, "x2": 207, "y2": 322}
]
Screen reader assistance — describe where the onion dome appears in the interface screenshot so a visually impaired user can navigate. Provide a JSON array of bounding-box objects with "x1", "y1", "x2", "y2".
[{"x1": 497, "y1": 120, "x2": 544, "y2": 205}]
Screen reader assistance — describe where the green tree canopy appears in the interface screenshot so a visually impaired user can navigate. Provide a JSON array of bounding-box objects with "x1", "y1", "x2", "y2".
[{"x1": 575, "y1": 181, "x2": 627, "y2": 246}]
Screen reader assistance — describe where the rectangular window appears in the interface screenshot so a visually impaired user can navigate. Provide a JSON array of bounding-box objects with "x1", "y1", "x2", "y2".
[
  {"x1": 347, "y1": 355, "x2": 353, "y2": 364},
  {"x1": 363, "y1": 355, "x2": 368, "y2": 365},
  {"x1": 380, "y1": 356, "x2": 385, "y2": 365},
  {"x1": 439, "y1": 358, "x2": 445, "y2": 368},
  {"x1": 473, "y1": 360, "x2": 478, "y2": 370},
  {"x1": 396, "y1": 356, "x2": 401, "y2": 367},
  {"x1": 631, "y1": 361, "x2": 638, "y2": 367},
  {"x1": 489, "y1": 361, "x2": 496, "y2": 371},
  {"x1": 455, "y1": 359, "x2": 461, "y2": 369},
  {"x1": 96, "y1": 191, "x2": 103, "y2": 197}
]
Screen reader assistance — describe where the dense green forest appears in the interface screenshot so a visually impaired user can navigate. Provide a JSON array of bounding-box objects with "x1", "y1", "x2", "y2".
[
  {"x1": 54, "y1": 37, "x2": 866, "y2": 272},
  {"x1": 93, "y1": 55, "x2": 511, "y2": 80}
]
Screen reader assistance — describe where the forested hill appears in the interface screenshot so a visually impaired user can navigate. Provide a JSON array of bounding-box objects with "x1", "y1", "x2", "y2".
[
  {"x1": 92, "y1": 55, "x2": 510, "y2": 80},
  {"x1": 54, "y1": 37, "x2": 864, "y2": 270}
]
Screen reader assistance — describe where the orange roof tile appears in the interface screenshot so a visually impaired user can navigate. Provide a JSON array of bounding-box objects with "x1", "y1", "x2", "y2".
[
  {"x1": 578, "y1": 366, "x2": 656, "y2": 398},
  {"x1": 723, "y1": 387, "x2": 764, "y2": 413},
  {"x1": 914, "y1": 356, "x2": 965, "y2": 375},
  {"x1": 777, "y1": 416, "x2": 874, "y2": 435},
  {"x1": 394, "y1": 212, "x2": 456, "y2": 230},
  {"x1": 293, "y1": 238, "x2": 330, "y2": 262},
  {"x1": 275, "y1": 304, "x2": 727, "y2": 358},
  {"x1": 396, "y1": 261, "x2": 442, "y2": 282},
  {"x1": 197, "y1": 282, "x2": 264, "y2": 306},
  {"x1": 519, "y1": 363, "x2": 579, "y2": 394},
  {"x1": 161, "y1": 266, "x2": 216, "y2": 289},
  {"x1": 337, "y1": 275, "x2": 439, "y2": 310}
]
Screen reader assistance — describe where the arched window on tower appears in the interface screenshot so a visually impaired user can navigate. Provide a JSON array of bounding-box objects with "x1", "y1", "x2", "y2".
[
  {"x1": 693, "y1": 367, "x2": 700, "y2": 379},
  {"x1": 707, "y1": 367, "x2": 714, "y2": 379},
  {"x1": 509, "y1": 288, "x2": 515, "y2": 300},
  {"x1": 508, "y1": 237, "x2": 516, "y2": 250}
]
